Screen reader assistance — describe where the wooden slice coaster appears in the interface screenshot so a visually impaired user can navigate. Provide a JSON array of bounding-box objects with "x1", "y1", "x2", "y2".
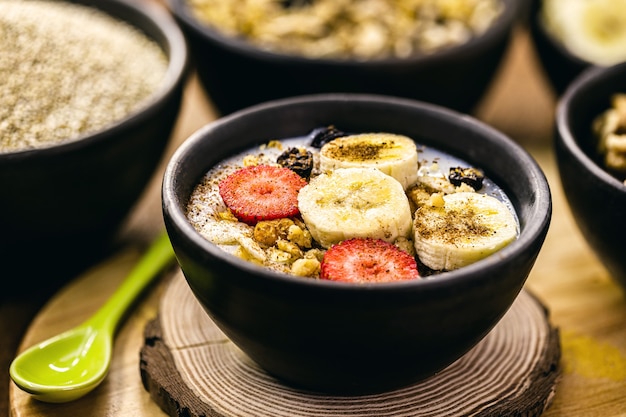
[{"x1": 140, "y1": 272, "x2": 561, "y2": 417}]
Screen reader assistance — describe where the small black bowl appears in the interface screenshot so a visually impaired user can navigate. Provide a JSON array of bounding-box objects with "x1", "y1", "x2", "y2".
[
  {"x1": 555, "y1": 62, "x2": 626, "y2": 289},
  {"x1": 168, "y1": 0, "x2": 522, "y2": 115},
  {"x1": 162, "y1": 94, "x2": 552, "y2": 394},
  {"x1": 529, "y1": 0, "x2": 603, "y2": 95},
  {"x1": 0, "y1": 0, "x2": 187, "y2": 287}
]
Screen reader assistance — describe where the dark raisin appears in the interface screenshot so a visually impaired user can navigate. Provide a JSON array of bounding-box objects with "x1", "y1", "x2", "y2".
[
  {"x1": 448, "y1": 167, "x2": 485, "y2": 190},
  {"x1": 308, "y1": 125, "x2": 348, "y2": 148},
  {"x1": 277, "y1": 147, "x2": 313, "y2": 178}
]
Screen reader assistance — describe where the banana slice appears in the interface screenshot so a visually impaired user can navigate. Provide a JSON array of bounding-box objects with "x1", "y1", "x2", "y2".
[
  {"x1": 319, "y1": 133, "x2": 419, "y2": 189},
  {"x1": 542, "y1": 0, "x2": 626, "y2": 65},
  {"x1": 298, "y1": 167, "x2": 413, "y2": 248},
  {"x1": 413, "y1": 192, "x2": 518, "y2": 271}
]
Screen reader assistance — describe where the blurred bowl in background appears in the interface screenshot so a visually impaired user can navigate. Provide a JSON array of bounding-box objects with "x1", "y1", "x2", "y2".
[
  {"x1": 555, "y1": 62, "x2": 626, "y2": 290},
  {"x1": 0, "y1": 0, "x2": 187, "y2": 290},
  {"x1": 168, "y1": 0, "x2": 523, "y2": 115},
  {"x1": 530, "y1": 0, "x2": 626, "y2": 95},
  {"x1": 162, "y1": 93, "x2": 551, "y2": 394}
]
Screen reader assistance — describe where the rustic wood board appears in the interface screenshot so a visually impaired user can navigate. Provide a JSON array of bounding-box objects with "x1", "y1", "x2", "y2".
[{"x1": 140, "y1": 273, "x2": 560, "y2": 417}]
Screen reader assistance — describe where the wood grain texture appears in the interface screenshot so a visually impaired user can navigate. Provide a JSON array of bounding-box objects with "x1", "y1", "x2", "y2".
[{"x1": 140, "y1": 273, "x2": 560, "y2": 417}]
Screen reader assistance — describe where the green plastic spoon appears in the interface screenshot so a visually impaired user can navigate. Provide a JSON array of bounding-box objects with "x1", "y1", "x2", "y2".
[{"x1": 9, "y1": 232, "x2": 176, "y2": 403}]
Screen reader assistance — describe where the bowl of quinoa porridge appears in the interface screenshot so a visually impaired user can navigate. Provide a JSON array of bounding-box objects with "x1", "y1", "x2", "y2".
[
  {"x1": 555, "y1": 62, "x2": 626, "y2": 290},
  {"x1": 0, "y1": 0, "x2": 187, "y2": 284},
  {"x1": 168, "y1": 0, "x2": 523, "y2": 115},
  {"x1": 162, "y1": 93, "x2": 552, "y2": 393}
]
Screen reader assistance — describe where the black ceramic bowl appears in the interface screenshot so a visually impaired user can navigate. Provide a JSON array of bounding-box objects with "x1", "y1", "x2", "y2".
[
  {"x1": 168, "y1": 0, "x2": 522, "y2": 115},
  {"x1": 0, "y1": 0, "x2": 187, "y2": 284},
  {"x1": 529, "y1": 0, "x2": 589, "y2": 94},
  {"x1": 162, "y1": 94, "x2": 552, "y2": 394},
  {"x1": 555, "y1": 62, "x2": 626, "y2": 289},
  {"x1": 528, "y1": 0, "x2": 624, "y2": 95}
]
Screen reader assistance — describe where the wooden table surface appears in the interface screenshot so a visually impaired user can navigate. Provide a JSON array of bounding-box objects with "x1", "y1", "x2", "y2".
[{"x1": 3, "y1": 17, "x2": 626, "y2": 416}]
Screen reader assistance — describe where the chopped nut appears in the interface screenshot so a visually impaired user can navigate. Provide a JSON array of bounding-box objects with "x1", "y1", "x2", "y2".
[
  {"x1": 455, "y1": 182, "x2": 476, "y2": 193},
  {"x1": 304, "y1": 248, "x2": 325, "y2": 262},
  {"x1": 605, "y1": 133, "x2": 626, "y2": 154},
  {"x1": 408, "y1": 185, "x2": 433, "y2": 208},
  {"x1": 428, "y1": 192, "x2": 445, "y2": 208},
  {"x1": 253, "y1": 218, "x2": 296, "y2": 247},
  {"x1": 276, "y1": 218, "x2": 297, "y2": 234},
  {"x1": 291, "y1": 258, "x2": 321, "y2": 277},
  {"x1": 613, "y1": 94, "x2": 626, "y2": 124},
  {"x1": 293, "y1": 217, "x2": 308, "y2": 229},
  {"x1": 605, "y1": 150, "x2": 626, "y2": 173},
  {"x1": 242, "y1": 154, "x2": 259, "y2": 167},
  {"x1": 594, "y1": 93, "x2": 626, "y2": 177},
  {"x1": 267, "y1": 140, "x2": 283, "y2": 150},
  {"x1": 253, "y1": 221, "x2": 280, "y2": 247},
  {"x1": 218, "y1": 209, "x2": 239, "y2": 222},
  {"x1": 428, "y1": 162, "x2": 441, "y2": 173},
  {"x1": 416, "y1": 174, "x2": 457, "y2": 194},
  {"x1": 287, "y1": 224, "x2": 312, "y2": 248},
  {"x1": 408, "y1": 173, "x2": 457, "y2": 208},
  {"x1": 268, "y1": 247, "x2": 295, "y2": 264},
  {"x1": 394, "y1": 236, "x2": 416, "y2": 257},
  {"x1": 277, "y1": 239, "x2": 303, "y2": 258}
]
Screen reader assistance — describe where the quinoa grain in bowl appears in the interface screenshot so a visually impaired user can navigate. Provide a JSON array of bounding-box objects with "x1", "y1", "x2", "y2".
[
  {"x1": 0, "y1": 0, "x2": 168, "y2": 153},
  {"x1": 0, "y1": 0, "x2": 187, "y2": 286}
]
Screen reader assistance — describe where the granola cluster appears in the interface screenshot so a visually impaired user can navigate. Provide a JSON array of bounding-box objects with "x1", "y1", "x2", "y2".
[
  {"x1": 593, "y1": 94, "x2": 626, "y2": 184},
  {"x1": 187, "y1": 0, "x2": 503, "y2": 59}
]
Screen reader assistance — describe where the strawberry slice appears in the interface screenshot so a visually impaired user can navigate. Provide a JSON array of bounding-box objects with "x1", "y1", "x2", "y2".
[
  {"x1": 320, "y1": 238, "x2": 420, "y2": 283},
  {"x1": 218, "y1": 165, "x2": 307, "y2": 225}
]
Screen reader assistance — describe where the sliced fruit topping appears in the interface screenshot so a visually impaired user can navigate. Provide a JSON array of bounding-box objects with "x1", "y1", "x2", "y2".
[
  {"x1": 542, "y1": 0, "x2": 626, "y2": 65},
  {"x1": 218, "y1": 165, "x2": 307, "y2": 225},
  {"x1": 319, "y1": 133, "x2": 419, "y2": 190},
  {"x1": 413, "y1": 192, "x2": 518, "y2": 271},
  {"x1": 320, "y1": 238, "x2": 420, "y2": 283},
  {"x1": 297, "y1": 167, "x2": 413, "y2": 248}
]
